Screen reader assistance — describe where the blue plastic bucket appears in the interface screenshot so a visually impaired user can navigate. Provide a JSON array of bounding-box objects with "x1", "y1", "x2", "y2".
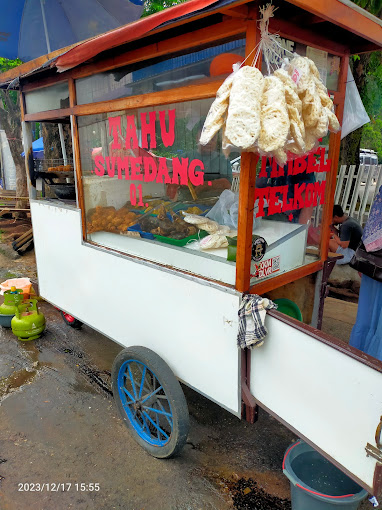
[{"x1": 283, "y1": 441, "x2": 368, "y2": 509}]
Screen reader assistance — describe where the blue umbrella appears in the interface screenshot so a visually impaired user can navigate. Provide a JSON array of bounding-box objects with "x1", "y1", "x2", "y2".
[
  {"x1": 0, "y1": 0, "x2": 145, "y2": 62},
  {"x1": 21, "y1": 136, "x2": 44, "y2": 159}
]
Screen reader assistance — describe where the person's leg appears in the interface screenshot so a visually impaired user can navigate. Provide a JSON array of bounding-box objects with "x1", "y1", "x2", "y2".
[{"x1": 335, "y1": 246, "x2": 355, "y2": 265}]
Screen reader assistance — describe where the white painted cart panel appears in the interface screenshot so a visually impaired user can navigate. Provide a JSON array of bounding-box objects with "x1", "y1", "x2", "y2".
[
  {"x1": 31, "y1": 201, "x2": 241, "y2": 415},
  {"x1": 250, "y1": 315, "x2": 382, "y2": 492}
]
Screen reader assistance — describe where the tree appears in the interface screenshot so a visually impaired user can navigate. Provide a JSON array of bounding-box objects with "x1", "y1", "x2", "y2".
[
  {"x1": 0, "y1": 57, "x2": 29, "y2": 216},
  {"x1": 143, "y1": 0, "x2": 185, "y2": 17},
  {"x1": 340, "y1": 1, "x2": 382, "y2": 164}
]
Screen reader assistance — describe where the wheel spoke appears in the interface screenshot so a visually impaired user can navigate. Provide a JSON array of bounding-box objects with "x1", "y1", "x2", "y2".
[
  {"x1": 142, "y1": 411, "x2": 169, "y2": 440},
  {"x1": 144, "y1": 401, "x2": 173, "y2": 428},
  {"x1": 138, "y1": 366, "x2": 147, "y2": 399},
  {"x1": 148, "y1": 395, "x2": 172, "y2": 428},
  {"x1": 135, "y1": 363, "x2": 152, "y2": 395},
  {"x1": 127, "y1": 365, "x2": 139, "y2": 399},
  {"x1": 155, "y1": 411, "x2": 160, "y2": 440},
  {"x1": 141, "y1": 385, "x2": 163, "y2": 404},
  {"x1": 142, "y1": 406, "x2": 172, "y2": 418},
  {"x1": 121, "y1": 386, "x2": 135, "y2": 403},
  {"x1": 140, "y1": 412, "x2": 152, "y2": 435}
]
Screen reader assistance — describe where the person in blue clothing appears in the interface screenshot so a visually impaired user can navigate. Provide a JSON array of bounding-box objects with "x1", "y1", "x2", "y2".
[{"x1": 349, "y1": 185, "x2": 382, "y2": 361}]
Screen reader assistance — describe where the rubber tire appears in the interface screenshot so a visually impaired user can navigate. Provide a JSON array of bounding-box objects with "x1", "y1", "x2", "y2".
[
  {"x1": 61, "y1": 311, "x2": 82, "y2": 329},
  {"x1": 111, "y1": 346, "x2": 190, "y2": 459}
]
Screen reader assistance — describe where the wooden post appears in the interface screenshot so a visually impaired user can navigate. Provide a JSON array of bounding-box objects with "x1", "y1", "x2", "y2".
[
  {"x1": 236, "y1": 152, "x2": 259, "y2": 292},
  {"x1": 320, "y1": 53, "x2": 349, "y2": 260},
  {"x1": 68, "y1": 77, "x2": 76, "y2": 108},
  {"x1": 71, "y1": 115, "x2": 86, "y2": 237},
  {"x1": 20, "y1": 91, "x2": 36, "y2": 200},
  {"x1": 235, "y1": 7, "x2": 260, "y2": 293}
]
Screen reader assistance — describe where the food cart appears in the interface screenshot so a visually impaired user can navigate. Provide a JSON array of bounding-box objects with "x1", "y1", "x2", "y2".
[{"x1": 1, "y1": 0, "x2": 382, "y2": 497}]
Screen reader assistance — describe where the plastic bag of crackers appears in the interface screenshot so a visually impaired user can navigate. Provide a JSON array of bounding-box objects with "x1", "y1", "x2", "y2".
[{"x1": 199, "y1": 4, "x2": 340, "y2": 166}]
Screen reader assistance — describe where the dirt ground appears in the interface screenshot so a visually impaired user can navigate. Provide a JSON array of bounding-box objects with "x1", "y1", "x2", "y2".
[{"x1": 0, "y1": 219, "x2": 371, "y2": 510}]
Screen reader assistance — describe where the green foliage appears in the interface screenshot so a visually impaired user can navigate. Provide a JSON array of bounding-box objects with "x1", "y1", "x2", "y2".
[
  {"x1": 361, "y1": 118, "x2": 382, "y2": 161},
  {"x1": 0, "y1": 58, "x2": 23, "y2": 106},
  {"x1": 0, "y1": 57, "x2": 22, "y2": 73},
  {"x1": 353, "y1": 0, "x2": 382, "y2": 13},
  {"x1": 357, "y1": 51, "x2": 382, "y2": 160},
  {"x1": 142, "y1": 0, "x2": 186, "y2": 17},
  {"x1": 342, "y1": 2, "x2": 382, "y2": 163}
]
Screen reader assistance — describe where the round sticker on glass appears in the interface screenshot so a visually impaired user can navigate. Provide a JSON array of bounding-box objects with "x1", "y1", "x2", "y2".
[{"x1": 252, "y1": 236, "x2": 267, "y2": 262}]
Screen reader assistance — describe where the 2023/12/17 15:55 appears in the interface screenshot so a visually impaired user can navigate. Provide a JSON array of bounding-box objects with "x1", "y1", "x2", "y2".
[{"x1": 17, "y1": 482, "x2": 100, "y2": 491}]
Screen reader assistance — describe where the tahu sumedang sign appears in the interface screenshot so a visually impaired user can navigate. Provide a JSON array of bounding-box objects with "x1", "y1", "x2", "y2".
[{"x1": 92, "y1": 110, "x2": 210, "y2": 206}]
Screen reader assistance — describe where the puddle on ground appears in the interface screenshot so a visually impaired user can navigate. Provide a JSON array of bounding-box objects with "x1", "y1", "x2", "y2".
[
  {"x1": 0, "y1": 339, "x2": 56, "y2": 401},
  {"x1": 0, "y1": 367, "x2": 37, "y2": 399}
]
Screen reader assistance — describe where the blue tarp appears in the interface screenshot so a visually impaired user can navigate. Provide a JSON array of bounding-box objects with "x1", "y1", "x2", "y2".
[
  {"x1": 21, "y1": 137, "x2": 44, "y2": 158},
  {"x1": 0, "y1": 0, "x2": 144, "y2": 62}
]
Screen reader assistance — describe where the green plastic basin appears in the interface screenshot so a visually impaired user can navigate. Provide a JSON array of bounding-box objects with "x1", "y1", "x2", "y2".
[{"x1": 273, "y1": 298, "x2": 303, "y2": 322}]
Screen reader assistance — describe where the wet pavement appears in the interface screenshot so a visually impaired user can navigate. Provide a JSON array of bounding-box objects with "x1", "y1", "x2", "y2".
[{"x1": 0, "y1": 301, "x2": 298, "y2": 510}]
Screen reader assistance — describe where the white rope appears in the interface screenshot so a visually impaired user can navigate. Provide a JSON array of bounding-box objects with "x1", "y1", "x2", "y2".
[{"x1": 238, "y1": 3, "x2": 296, "y2": 74}]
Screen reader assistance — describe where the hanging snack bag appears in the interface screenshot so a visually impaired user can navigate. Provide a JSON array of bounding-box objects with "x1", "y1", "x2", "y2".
[
  {"x1": 274, "y1": 68, "x2": 305, "y2": 156},
  {"x1": 287, "y1": 55, "x2": 340, "y2": 152},
  {"x1": 258, "y1": 75, "x2": 290, "y2": 166},
  {"x1": 199, "y1": 71, "x2": 236, "y2": 146},
  {"x1": 225, "y1": 66, "x2": 264, "y2": 150}
]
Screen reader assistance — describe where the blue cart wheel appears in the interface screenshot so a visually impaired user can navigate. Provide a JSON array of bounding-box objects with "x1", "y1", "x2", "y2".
[{"x1": 111, "y1": 346, "x2": 189, "y2": 458}]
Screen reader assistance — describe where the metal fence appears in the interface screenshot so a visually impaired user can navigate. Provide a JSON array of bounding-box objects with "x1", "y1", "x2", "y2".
[{"x1": 334, "y1": 164, "x2": 382, "y2": 226}]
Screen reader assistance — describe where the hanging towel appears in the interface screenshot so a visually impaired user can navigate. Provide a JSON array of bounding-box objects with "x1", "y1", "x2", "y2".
[{"x1": 237, "y1": 294, "x2": 277, "y2": 349}]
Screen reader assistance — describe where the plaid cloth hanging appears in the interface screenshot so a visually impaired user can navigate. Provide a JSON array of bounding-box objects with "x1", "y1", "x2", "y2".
[{"x1": 237, "y1": 294, "x2": 277, "y2": 349}]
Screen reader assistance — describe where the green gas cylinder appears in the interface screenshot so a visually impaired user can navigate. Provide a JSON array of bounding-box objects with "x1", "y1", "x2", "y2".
[
  {"x1": 11, "y1": 299, "x2": 46, "y2": 341},
  {"x1": 0, "y1": 288, "x2": 24, "y2": 328}
]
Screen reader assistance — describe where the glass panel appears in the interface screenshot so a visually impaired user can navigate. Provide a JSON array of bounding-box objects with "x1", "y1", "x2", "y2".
[
  {"x1": 33, "y1": 122, "x2": 76, "y2": 203},
  {"x1": 78, "y1": 100, "x2": 242, "y2": 285},
  {"x1": 76, "y1": 39, "x2": 246, "y2": 105},
  {"x1": 261, "y1": 37, "x2": 340, "y2": 91},
  {"x1": 25, "y1": 82, "x2": 70, "y2": 114},
  {"x1": 249, "y1": 146, "x2": 330, "y2": 286}
]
